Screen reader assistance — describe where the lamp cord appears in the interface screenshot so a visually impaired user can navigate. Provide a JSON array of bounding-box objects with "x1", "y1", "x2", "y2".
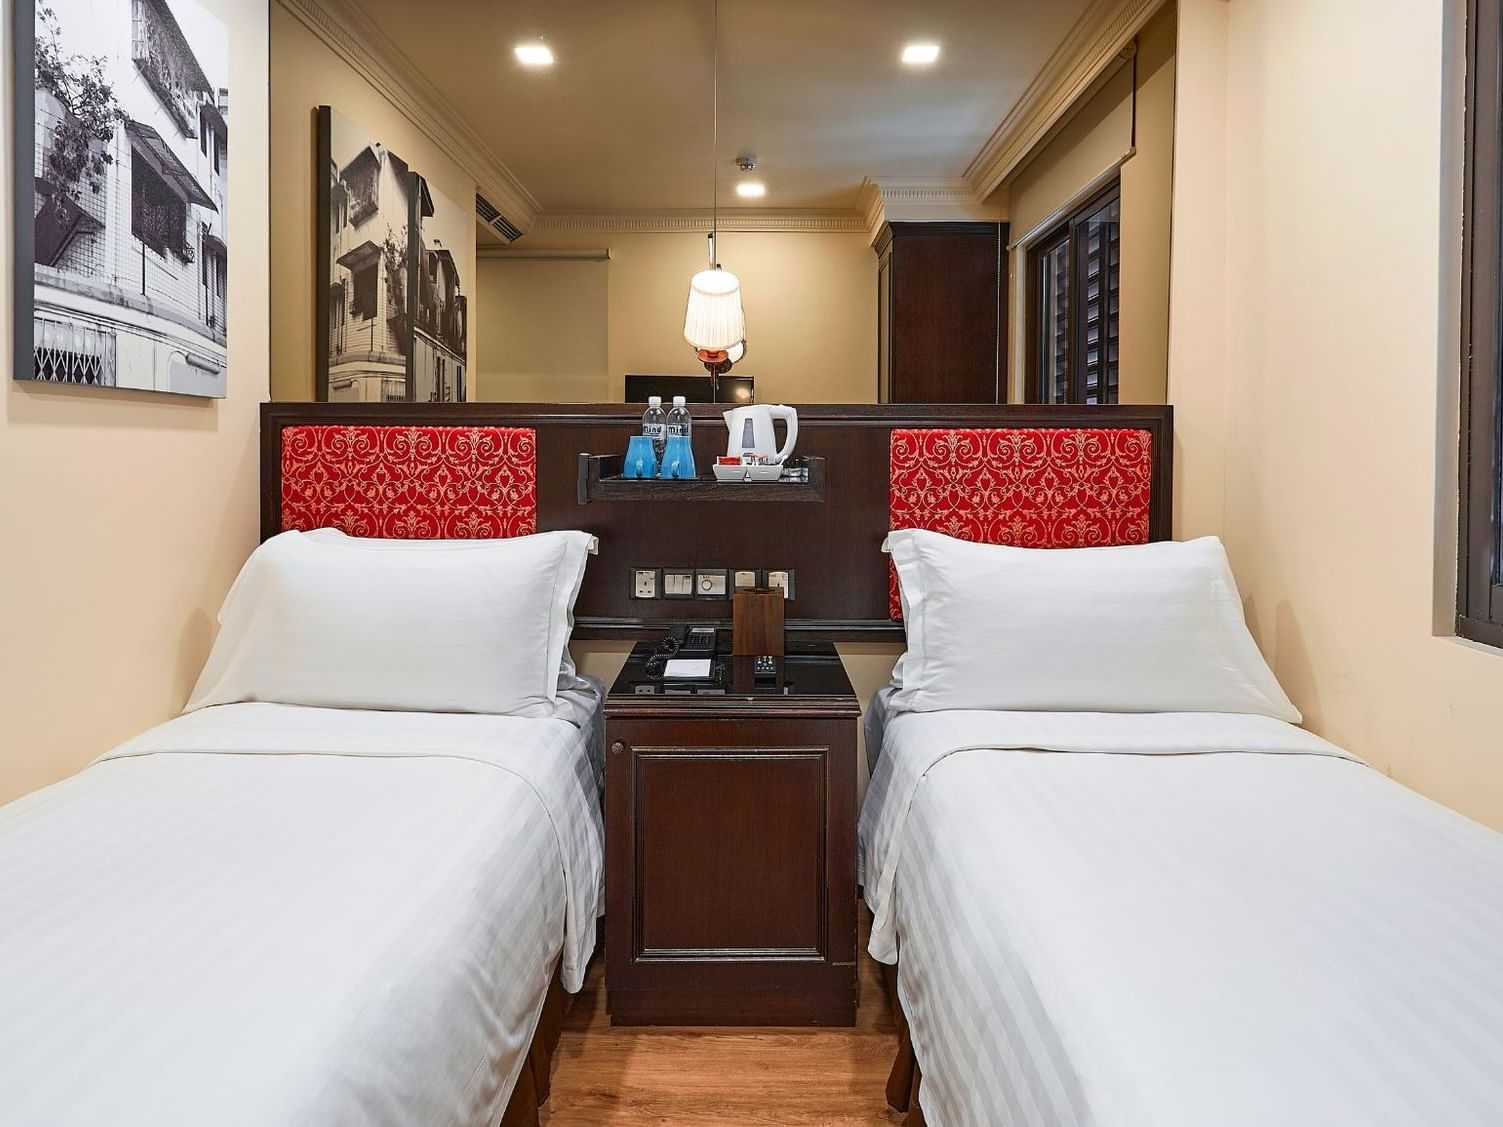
[{"x1": 710, "y1": 0, "x2": 719, "y2": 269}]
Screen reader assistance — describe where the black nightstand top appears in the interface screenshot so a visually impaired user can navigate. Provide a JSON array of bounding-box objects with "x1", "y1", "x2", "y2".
[{"x1": 605, "y1": 637, "x2": 860, "y2": 717}]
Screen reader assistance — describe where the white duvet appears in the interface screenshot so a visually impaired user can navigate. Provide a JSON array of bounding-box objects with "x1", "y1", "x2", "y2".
[
  {"x1": 860, "y1": 709, "x2": 1503, "y2": 1127},
  {"x1": 0, "y1": 701, "x2": 604, "y2": 1127}
]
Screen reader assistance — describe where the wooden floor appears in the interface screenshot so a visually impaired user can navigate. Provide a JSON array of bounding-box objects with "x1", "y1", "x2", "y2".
[{"x1": 541, "y1": 928, "x2": 903, "y2": 1125}]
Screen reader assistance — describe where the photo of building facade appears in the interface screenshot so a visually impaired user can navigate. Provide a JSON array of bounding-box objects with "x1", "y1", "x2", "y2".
[
  {"x1": 27, "y1": 0, "x2": 229, "y2": 396},
  {"x1": 322, "y1": 107, "x2": 413, "y2": 403}
]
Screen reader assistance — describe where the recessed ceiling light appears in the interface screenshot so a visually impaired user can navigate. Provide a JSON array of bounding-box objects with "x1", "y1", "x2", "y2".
[
  {"x1": 901, "y1": 41, "x2": 941, "y2": 66},
  {"x1": 514, "y1": 42, "x2": 554, "y2": 67},
  {"x1": 735, "y1": 181, "x2": 767, "y2": 199}
]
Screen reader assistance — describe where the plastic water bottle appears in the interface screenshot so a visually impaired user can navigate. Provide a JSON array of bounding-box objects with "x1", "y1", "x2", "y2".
[
  {"x1": 666, "y1": 395, "x2": 692, "y2": 442},
  {"x1": 660, "y1": 395, "x2": 696, "y2": 480},
  {"x1": 642, "y1": 395, "x2": 667, "y2": 462}
]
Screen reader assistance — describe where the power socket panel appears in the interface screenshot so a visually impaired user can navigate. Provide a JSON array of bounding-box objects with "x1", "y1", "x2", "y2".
[
  {"x1": 630, "y1": 568, "x2": 660, "y2": 599},
  {"x1": 765, "y1": 569, "x2": 795, "y2": 599}
]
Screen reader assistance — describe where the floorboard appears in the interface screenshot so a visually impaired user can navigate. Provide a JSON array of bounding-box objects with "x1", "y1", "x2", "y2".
[{"x1": 542, "y1": 920, "x2": 902, "y2": 1125}]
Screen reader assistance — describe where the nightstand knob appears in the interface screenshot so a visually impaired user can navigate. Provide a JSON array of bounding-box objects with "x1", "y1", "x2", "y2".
[{"x1": 610, "y1": 740, "x2": 626, "y2": 756}]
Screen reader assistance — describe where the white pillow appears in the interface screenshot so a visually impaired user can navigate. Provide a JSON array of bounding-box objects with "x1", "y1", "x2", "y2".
[
  {"x1": 299, "y1": 528, "x2": 594, "y2": 691},
  {"x1": 887, "y1": 529, "x2": 1299, "y2": 721},
  {"x1": 186, "y1": 529, "x2": 595, "y2": 716}
]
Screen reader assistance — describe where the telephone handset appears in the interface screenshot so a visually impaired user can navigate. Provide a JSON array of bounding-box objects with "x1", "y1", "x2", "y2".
[{"x1": 645, "y1": 625, "x2": 721, "y2": 681}]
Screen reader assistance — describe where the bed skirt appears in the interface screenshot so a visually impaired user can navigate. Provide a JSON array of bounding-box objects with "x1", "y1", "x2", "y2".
[
  {"x1": 880, "y1": 960, "x2": 927, "y2": 1127},
  {"x1": 499, "y1": 964, "x2": 572, "y2": 1127}
]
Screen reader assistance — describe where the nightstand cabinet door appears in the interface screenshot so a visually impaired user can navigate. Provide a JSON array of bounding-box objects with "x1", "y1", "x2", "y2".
[{"x1": 605, "y1": 715, "x2": 857, "y2": 1026}]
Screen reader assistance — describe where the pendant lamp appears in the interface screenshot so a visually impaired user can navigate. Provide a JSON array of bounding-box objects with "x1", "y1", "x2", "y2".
[{"x1": 682, "y1": 0, "x2": 745, "y2": 398}]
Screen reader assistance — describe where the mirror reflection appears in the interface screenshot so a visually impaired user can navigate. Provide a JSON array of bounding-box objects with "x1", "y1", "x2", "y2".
[{"x1": 268, "y1": 1, "x2": 1177, "y2": 405}]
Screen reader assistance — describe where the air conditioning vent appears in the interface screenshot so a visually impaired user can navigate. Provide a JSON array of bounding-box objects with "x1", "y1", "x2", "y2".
[{"x1": 475, "y1": 193, "x2": 522, "y2": 241}]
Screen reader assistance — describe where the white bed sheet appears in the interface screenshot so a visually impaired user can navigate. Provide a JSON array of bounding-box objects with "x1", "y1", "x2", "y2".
[
  {"x1": 860, "y1": 708, "x2": 1503, "y2": 1127},
  {"x1": 0, "y1": 697, "x2": 604, "y2": 1127}
]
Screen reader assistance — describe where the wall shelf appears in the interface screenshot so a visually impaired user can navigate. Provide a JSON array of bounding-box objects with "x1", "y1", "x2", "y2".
[{"x1": 577, "y1": 454, "x2": 826, "y2": 504}]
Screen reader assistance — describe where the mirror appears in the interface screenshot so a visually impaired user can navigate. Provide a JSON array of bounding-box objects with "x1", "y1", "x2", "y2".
[{"x1": 268, "y1": 0, "x2": 1177, "y2": 406}]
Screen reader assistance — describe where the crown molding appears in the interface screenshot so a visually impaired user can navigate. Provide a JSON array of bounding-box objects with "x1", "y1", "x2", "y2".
[
  {"x1": 529, "y1": 209, "x2": 868, "y2": 235},
  {"x1": 856, "y1": 178, "x2": 1000, "y2": 237},
  {"x1": 278, "y1": 0, "x2": 540, "y2": 234},
  {"x1": 964, "y1": 0, "x2": 1167, "y2": 200}
]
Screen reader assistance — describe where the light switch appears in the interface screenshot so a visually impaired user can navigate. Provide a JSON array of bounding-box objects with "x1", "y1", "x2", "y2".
[
  {"x1": 663, "y1": 569, "x2": 695, "y2": 598},
  {"x1": 632, "y1": 568, "x2": 659, "y2": 599},
  {"x1": 732, "y1": 569, "x2": 759, "y2": 591},
  {"x1": 766, "y1": 570, "x2": 794, "y2": 599},
  {"x1": 695, "y1": 569, "x2": 728, "y2": 598}
]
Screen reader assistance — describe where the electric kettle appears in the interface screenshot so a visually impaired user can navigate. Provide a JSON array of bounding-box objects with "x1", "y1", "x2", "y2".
[{"x1": 722, "y1": 404, "x2": 798, "y2": 464}]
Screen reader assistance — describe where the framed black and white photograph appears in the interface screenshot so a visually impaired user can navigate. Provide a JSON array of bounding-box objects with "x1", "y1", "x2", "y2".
[
  {"x1": 316, "y1": 105, "x2": 416, "y2": 403},
  {"x1": 410, "y1": 174, "x2": 468, "y2": 403},
  {"x1": 13, "y1": 0, "x2": 230, "y2": 396}
]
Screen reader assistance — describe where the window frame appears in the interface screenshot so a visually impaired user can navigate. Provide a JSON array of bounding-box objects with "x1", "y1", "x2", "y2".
[
  {"x1": 1460, "y1": 0, "x2": 1503, "y2": 646},
  {"x1": 1026, "y1": 178, "x2": 1122, "y2": 405}
]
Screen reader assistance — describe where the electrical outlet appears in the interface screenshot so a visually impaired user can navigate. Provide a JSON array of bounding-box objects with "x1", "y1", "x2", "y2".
[
  {"x1": 732, "y1": 569, "x2": 759, "y2": 591},
  {"x1": 663, "y1": 568, "x2": 695, "y2": 598},
  {"x1": 766, "y1": 570, "x2": 794, "y2": 599},
  {"x1": 631, "y1": 568, "x2": 659, "y2": 599},
  {"x1": 695, "y1": 569, "x2": 729, "y2": 598}
]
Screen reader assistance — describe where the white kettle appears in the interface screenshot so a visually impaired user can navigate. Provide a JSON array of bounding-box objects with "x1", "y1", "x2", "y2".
[{"x1": 723, "y1": 404, "x2": 798, "y2": 464}]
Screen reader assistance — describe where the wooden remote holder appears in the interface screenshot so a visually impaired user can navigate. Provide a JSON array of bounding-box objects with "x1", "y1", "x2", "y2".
[{"x1": 732, "y1": 588, "x2": 785, "y2": 657}]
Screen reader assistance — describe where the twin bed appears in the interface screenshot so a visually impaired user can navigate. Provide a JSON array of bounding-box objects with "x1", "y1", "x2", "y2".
[
  {"x1": 0, "y1": 422, "x2": 601, "y2": 1126},
  {"x1": 862, "y1": 524, "x2": 1503, "y2": 1125},
  {"x1": 3, "y1": 410, "x2": 1502, "y2": 1126}
]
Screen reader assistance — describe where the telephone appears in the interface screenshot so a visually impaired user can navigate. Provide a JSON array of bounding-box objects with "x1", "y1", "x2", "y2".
[{"x1": 644, "y1": 625, "x2": 722, "y2": 681}]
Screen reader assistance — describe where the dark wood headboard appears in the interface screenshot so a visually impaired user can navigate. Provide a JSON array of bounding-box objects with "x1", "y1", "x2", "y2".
[{"x1": 261, "y1": 402, "x2": 1173, "y2": 641}]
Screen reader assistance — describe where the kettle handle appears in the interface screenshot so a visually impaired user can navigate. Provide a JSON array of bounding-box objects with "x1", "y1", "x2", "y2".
[{"x1": 770, "y1": 405, "x2": 798, "y2": 464}]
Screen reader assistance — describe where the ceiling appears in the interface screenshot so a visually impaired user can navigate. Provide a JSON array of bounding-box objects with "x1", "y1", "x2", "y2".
[{"x1": 355, "y1": 0, "x2": 1095, "y2": 217}]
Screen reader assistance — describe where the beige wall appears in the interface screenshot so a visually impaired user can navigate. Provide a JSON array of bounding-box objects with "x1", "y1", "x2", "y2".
[
  {"x1": 473, "y1": 227, "x2": 878, "y2": 404},
  {"x1": 269, "y1": 0, "x2": 476, "y2": 401},
  {"x1": 1004, "y1": 1, "x2": 1175, "y2": 405},
  {"x1": 475, "y1": 254, "x2": 609, "y2": 402},
  {"x1": 1170, "y1": 0, "x2": 1503, "y2": 830},
  {"x1": 0, "y1": 0, "x2": 271, "y2": 806}
]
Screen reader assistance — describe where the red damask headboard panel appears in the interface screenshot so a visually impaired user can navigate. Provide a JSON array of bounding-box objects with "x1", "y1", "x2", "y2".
[
  {"x1": 888, "y1": 427, "x2": 1158, "y2": 618},
  {"x1": 279, "y1": 424, "x2": 537, "y2": 538}
]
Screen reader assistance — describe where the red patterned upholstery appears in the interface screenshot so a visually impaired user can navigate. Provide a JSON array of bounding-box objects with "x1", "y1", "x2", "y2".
[
  {"x1": 888, "y1": 427, "x2": 1154, "y2": 618},
  {"x1": 280, "y1": 425, "x2": 537, "y2": 539}
]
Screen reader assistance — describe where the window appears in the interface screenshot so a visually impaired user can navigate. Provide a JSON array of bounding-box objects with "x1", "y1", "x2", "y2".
[
  {"x1": 342, "y1": 154, "x2": 379, "y2": 224},
  {"x1": 1027, "y1": 180, "x2": 1121, "y2": 404},
  {"x1": 1460, "y1": 0, "x2": 1503, "y2": 645},
  {"x1": 130, "y1": 148, "x2": 187, "y2": 258},
  {"x1": 351, "y1": 263, "x2": 378, "y2": 320}
]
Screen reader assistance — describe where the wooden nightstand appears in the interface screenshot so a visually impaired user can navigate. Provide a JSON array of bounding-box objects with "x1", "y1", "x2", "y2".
[{"x1": 604, "y1": 638, "x2": 861, "y2": 1026}]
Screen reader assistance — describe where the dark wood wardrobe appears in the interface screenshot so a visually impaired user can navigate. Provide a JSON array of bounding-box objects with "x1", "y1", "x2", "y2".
[{"x1": 875, "y1": 221, "x2": 1009, "y2": 403}]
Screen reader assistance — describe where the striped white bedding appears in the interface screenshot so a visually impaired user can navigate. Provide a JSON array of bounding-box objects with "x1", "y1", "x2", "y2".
[
  {"x1": 860, "y1": 709, "x2": 1503, "y2": 1127},
  {"x1": 0, "y1": 699, "x2": 604, "y2": 1127}
]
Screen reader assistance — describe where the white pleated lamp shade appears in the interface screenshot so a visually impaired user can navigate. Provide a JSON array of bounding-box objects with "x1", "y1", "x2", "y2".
[{"x1": 683, "y1": 267, "x2": 746, "y2": 351}]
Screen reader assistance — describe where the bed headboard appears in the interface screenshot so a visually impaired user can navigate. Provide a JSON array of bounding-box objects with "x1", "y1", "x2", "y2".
[
  {"x1": 888, "y1": 426, "x2": 1160, "y2": 618},
  {"x1": 262, "y1": 403, "x2": 1172, "y2": 640}
]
